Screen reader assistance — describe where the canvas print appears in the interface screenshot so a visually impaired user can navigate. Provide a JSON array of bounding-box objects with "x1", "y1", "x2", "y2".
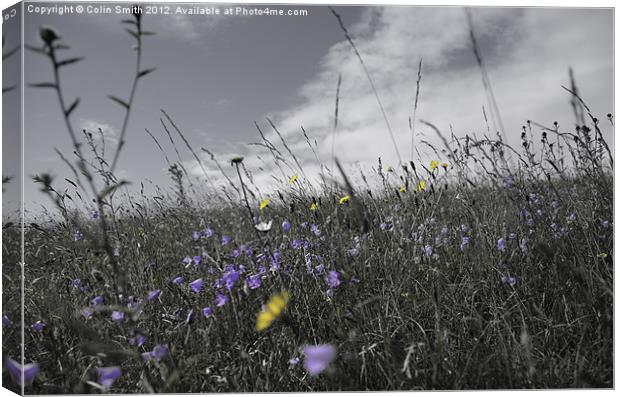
[{"x1": 1, "y1": 0, "x2": 614, "y2": 394}]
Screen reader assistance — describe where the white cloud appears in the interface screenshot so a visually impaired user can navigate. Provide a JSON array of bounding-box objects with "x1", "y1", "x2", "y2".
[
  {"x1": 239, "y1": 7, "x2": 613, "y2": 188},
  {"x1": 78, "y1": 119, "x2": 120, "y2": 145}
]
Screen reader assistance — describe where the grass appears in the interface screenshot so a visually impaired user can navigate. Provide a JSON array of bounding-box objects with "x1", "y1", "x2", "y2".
[{"x1": 2, "y1": 158, "x2": 614, "y2": 392}]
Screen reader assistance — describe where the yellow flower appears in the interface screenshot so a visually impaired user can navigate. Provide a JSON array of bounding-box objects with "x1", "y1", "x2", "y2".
[
  {"x1": 256, "y1": 291, "x2": 289, "y2": 332},
  {"x1": 259, "y1": 198, "x2": 270, "y2": 210},
  {"x1": 417, "y1": 180, "x2": 426, "y2": 192},
  {"x1": 430, "y1": 160, "x2": 439, "y2": 170},
  {"x1": 310, "y1": 201, "x2": 318, "y2": 211},
  {"x1": 289, "y1": 174, "x2": 298, "y2": 185},
  {"x1": 339, "y1": 195, "x2": 350, "y2": 205},
  {"x1": 441, "y1": 162, "x2": 449, "y2": 169},
  {"x1": 399, "y1": 185, "x2": 406, "y2": 193},
  {"x1": 597, "y1": 253, "x2": 608, "y2": 259}
]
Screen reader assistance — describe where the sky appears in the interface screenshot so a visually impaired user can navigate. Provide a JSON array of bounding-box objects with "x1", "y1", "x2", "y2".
[{"x1": 1, "y1": 2, "x2": 614, "y2": 217}]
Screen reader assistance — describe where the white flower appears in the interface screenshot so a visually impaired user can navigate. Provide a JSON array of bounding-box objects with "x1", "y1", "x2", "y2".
[{"x1": 254, "y1": 220, "x2": 273, "y2": 232}]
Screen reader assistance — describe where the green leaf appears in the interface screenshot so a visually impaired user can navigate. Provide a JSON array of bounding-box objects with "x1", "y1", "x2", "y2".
[
  {"x1": 137, "y1": 68, "x2": 156, "y2": 78},
  {"x1": 99, "y1": 180, "x2": 129, "y2": 199},
  {"x1": 29, "y1": 82, "x2": 57, "y2": 89},
  {"x1": 56, "y1": 57, "x2": 84, "y2": 67},
  {"x1": 125, "y1": 28, "x2": 139, "y2": 39},
  {"x1": 25, "y1": 44, "x2": 48, "y2": 55},
  {"x1": 107, "y1": 95, "x2": 129, "y2": 109},
  {"x1": 65, "y1": 97, "x2": 80, "y2": 117}
]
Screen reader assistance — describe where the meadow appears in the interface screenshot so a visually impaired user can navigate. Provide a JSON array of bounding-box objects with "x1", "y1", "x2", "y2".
[{"x1": 1, "y1": 7, "x2": 614, "y2": 394}]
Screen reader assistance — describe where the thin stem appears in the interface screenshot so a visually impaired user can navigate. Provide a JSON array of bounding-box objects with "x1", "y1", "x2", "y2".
[{"x1": 110, "y1": 23, "x2": 142, "y2": 172}]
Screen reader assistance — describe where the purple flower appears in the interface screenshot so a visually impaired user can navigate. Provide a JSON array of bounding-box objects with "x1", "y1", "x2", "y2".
[
  {"x1": 80, "y1": 284, "x2": 91, "y2": 293},
  {"x1": 91, "y1": 210, "x2": 99, "y2": 219},
  {"x1": 346, "y1": 246, "x2": 360, "y2": 257},
  {"x1": 189, "y1": 278, "x2": 204, "y2": 293},
  {"x1": 204, "y1": 227, "x2": 215, "y2": 237},
  {"x1": 193, "y1": 255, "x2": 202, "y2": 267},
  {"x1": 503, "y1": 175, "x2": 515, "y2": 189},
  {"x1": 202, "y1": 307, "x2": 213, "y2": 318},
  {"x1": 5, "y1": 358, "x2": 39, "y2": 386},
  {"x1": 128, "y1": 333, "x2": 146, "y2": 346},
  {"x1": 172, "y1": 276, "x2": 184, "y2": 285},
  {"x1": 460, "y1": 236, "x2": 470, "y2": 251},
  {"x1": 243, "y1": 245, "x2": 254, "y2": 256},
  {"x1": 127, "y1": 296, "x2": 143, "y2": 310},
  {"x1": 247, "y1": 274, "x2": 262, "y2": 290},
  {"x1": 151, "y1": 344, "x2": 169, "y2": 360},
  {"x1": 289, "y1": 357, "x2": 300, "y2": 366},
  {"x1": 215, "y1": 292, "x2": 228, "y2": 307},
  {"x1": 303, "y1": 344, "x2": 337, "y2": 376},
  {"x1": 221, "y1": 269, "x2": 240, "y2": 290},
  {"x1": 497, "y1": 238, "x2": 506, "y2": 252},
  {"x1": 315, "y1": 263, "x2": 325, "y2": 275},
  {"x1": 81, "y1": 308, "x2": 94, "y2": 319},
  {"x1": 380, "y1": 222, "x2": 393, "y2": 231},
  {"x1": 72, "y1": 278, "x2": 81, "y2": 288},
  {"x1": 97, "y1": 366, "x2": 121, "y2": 389},
  {"x1": 232, "y1": 249, "x2": 241, "y2": 258},
  {"x1": 325, "y1": 270, "x2": 341, "y2": 289},
  {"x1": 423, "y1": 245, "x2": 433, "y2": 257},
  {"x1": 311, "y1": 224, "x2": 322, "y2": 237},
  {"x1": 182, "y1": 256, "x2": 192, "y2": 268},
  {"x1": 192, "y1": 230, "x2": 201, "y2": 241},
  {"x1": 32, "y1": 321, "x2": 45, "y2": 332},
  {"x1": 461, "y1": 224, "x2": 471, "y2": 234},
  {"x1": 74, "y1": 230, "x2": 84, "y2": 241},
  {"x1": 147, "y1": 289, "x2": 161, "y2": 302},
  {"x1": 221, "y1": 235, "x2": 231, "y2": 245},
  {"x1": 111, "y1": 311, "x2": 125, "y2": 323},
  {"x1": 3, "y1": 314, "x2": 13, "y2": 327},
  {"x1": 326, "y1": 289, "x2": 334, "y2": 298},
  {"x1": 91, "y1": 295, "x2": 104, "y2": 306},
  {"x1": 291, "y1": 239, "x2": 303, "y2": 249},
  {"x1": 501, "y1": 276, "x2": 517, "y2": 286},
  {"x1": 282, "y1": 220, "x2": 291, "y2": 232}
]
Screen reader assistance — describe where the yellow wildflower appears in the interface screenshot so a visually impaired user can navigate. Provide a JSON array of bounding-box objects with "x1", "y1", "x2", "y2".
[
  {"x1": 310, "y1": 202, "x2": 318, "y2": 211},
  {"x1": 259, "y1": 198, "x2": 270, "y2": 210},
  {"x1": 339, "y1": 195, "x2": 351, "y2": 205},
  {"x1": 289, "y1": 174, "x2": 298, "y2": 185},
  {"x1": 417, "y1": 180, "x2": 426, "y2": 192},
  {"x1": 441, "y1": 162, "x2": 449, "y2": 169},
  {"x1": 256, "y1": 291, "x2": 289, "y2": 332},
  {"x1": 399, "y1": 185, "x2": 406, "y2": 193},
  {"x1": 430, "y1": 160, "x2": 439, "y2": 170}
]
